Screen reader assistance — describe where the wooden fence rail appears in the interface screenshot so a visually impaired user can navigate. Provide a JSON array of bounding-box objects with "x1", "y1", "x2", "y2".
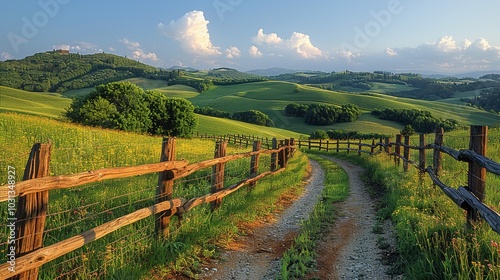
[
  {"x1": 0, "y1": 138, "x2": 296, "y2": 279},
  {"x1": 298, "y1": 126, "x2": 500, "y2": 235}
]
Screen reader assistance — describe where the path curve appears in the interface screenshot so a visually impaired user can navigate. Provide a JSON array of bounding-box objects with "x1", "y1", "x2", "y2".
[{"x1": 199, "y1": 156, "x2": 397, "y2": 279}]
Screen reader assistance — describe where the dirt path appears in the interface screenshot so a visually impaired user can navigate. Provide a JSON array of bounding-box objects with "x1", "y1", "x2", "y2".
[{"x1": 199, "y1": 157, "x2": 397, "y2": 280}]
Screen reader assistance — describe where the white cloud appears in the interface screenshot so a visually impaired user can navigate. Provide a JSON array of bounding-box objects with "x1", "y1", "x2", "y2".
[
  {"x1": 251, "y1": 28, "x2": 326, "y2": 59},
  {"x1": 53, "y1": 44, "x2": 70, "y2": 51},
  {"x1": 158, "y1": 10, "x2": 221, "y2": 56},
  {"x1": 288, "y1": 32, "x2": 324, "y2": 59},
  {"x1": 119, "y1": 38, "x2": 140, "y2": 49},
  {"x1": 109, "y1": 47, "x2": 116, "y2": 52},
  {"x1": 253, "y1": 28, "x2": 283, "y2": 45},
  {"x1": 52, "y1": 42, "x2": 103, "y2": 53},
  {"x1": 225, "y1": 46, "x2": 241, "y2": 59},
  {"x1": 249, "y1": 45, "x2": 263, "y2": 58},
  {"x1": 384, "y1": 36, "x2": 500, "y2": 72},
  {"x1": 386, "y1": 48, "x2": 397, "y2": 57},
  {"x1": 119, "y1": 38, "x2": 159, "y2": 62},
  {"x1": 1, "y1": 52, "x2": 13, "y2": 60}
]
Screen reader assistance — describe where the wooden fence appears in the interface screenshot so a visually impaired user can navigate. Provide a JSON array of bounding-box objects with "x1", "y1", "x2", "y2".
[
  {"x1": 299, "y1": 125, "x2": 500, "y2": 234},
  {"x1": 0, "y1": 138, "x2": 296, "y2": 279},
  {"x1": 196, "y1": 132, "x2": 274, "y2": 149}
]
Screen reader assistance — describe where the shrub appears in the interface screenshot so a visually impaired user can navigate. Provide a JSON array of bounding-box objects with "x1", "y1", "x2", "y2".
[
  {"x1": 232, "y1": 110, "x2": 274, "y2": 127},
  {"x1": 309, "y1": 129, "x2": 329, "y2": 140}
]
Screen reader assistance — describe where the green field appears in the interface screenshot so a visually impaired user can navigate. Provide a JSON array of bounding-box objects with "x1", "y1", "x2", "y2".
[
  {"x1": 187, "y1": 81, "x2": 500, "y2": 134},
  {"x1": 0, "y1": 112, "x2": 309, "y2": 279},
  {"x1": 3, "y1": 79, "x2": 500, "y2": 137},
  {"x1": 0, "y1": 86, "x2": 71, "y2": 118}
]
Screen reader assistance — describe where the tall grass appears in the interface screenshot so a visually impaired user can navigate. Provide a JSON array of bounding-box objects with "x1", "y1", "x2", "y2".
[
  {"x1": 0, "y1": 112, "x2": 309, "y2": 279},
  {"x1": 335, "y1": 127, "x2": 500, "y2": 279}
]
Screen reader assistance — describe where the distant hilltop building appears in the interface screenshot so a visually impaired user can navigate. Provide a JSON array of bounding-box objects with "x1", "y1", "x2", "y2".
[{"x1": 55, "y1": 49, "x2": 69, "y2": 55}]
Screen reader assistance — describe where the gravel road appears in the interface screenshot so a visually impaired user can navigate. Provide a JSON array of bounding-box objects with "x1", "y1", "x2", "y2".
[{"x1": 199, "y1": 156, "x2": 398, "y2": 280}]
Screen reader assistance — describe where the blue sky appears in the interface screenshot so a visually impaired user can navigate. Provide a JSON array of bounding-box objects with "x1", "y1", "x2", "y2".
[{"x1": 2, "y1": 0, "x2": 500, "y2": 74}]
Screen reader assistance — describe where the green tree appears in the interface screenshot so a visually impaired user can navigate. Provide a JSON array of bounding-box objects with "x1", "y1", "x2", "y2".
[
  {"x1": 161, "y1": 97, "x2": 198, "y2": 137},
  {"x1": 400, "y1": 124, "x2": 415, "y2": 136},
  {"x1": 309, "y1": 129, "x2": 328, "y2": 140}
]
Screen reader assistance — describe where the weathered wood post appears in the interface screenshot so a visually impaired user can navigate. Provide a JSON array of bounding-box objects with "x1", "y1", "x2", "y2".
[
  {"x1": 211, "y1": 141, "x2": 227, "y2": 211},
  {"x1": 319, "y1": 139, "x2": 322, "y2": 151},
  {"x1": 403, "y1": 135, "x2": 410, "y2": 171},
  {"x1": 371, "y1": 139, "x2": 375, "y2": 155},
  {"x1": 13, "y1": 142, "x2": 52, "y2": 280},
  {"x1": 326, "y1": 140, "x2": 329, "y2": 152},
  {"x1": 336, "y1": 139, "x2": 340, "y2": 153},
  {"x1": 271, "y1": 138, "x2": 278, "y2": 171},
  {"x1": 467, "y1": 125, "x2": 488, "y2": 222},
  {"x1": 278, "y1": 140, "x2": 286, "y2": 168},
  {"x1": 156, "y1": 137, "x2": 176, "y2": 237},
  {"x1": 358, "y1": 139, "x2": 362, "y2": 156},
  {"x1": 290, "y1": 138, "x2": 296, "y2": 156},
  {"x1": 385, "y1": 137, "x2": 391, "y2": 155},
  {"x1": 284, "y1": 139, "x2": 290, "y2": 166},
  {"x1": 347, "y1": 138, "x2": 351, "y2": 154},
  {"x1": 249, "y1": 141, "x2": 261, "y2": 189},
  {"x1": 433, "y1": 127, "x2": 444, "y2": 177},
  {"x1": 419, "y1": 134, "x2": 426, "y2": 174},
  {"x1": 379, "y1": 137, "x2": 383, "y2": 153},
  {"x1": 395, "y1": 134, "x2": 402, "y2": 166}
]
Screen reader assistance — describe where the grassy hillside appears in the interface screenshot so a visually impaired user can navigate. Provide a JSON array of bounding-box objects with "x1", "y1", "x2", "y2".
[
  {"x1": 0, "y1": 51, "x2": 160, "y2": 93},
  {"x1": 0, "y1": 112, "x2": 309, "y2": 279},
  {"x1": 0, "y1": 86, "x2": 71, "y2": 118},
  {"x1": 63, "y1": 78, "x2": 200, "y2": 98},
  {"x1": 187, "y1": 81, "x2": 500, "y2": 134}
]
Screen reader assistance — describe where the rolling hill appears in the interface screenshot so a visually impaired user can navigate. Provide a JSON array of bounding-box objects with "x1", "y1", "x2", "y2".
[
  {"x1": 2, "y1": 76, "x2": 500, "y2": 137},
  {"x1": 185, "y1": 81, "x2": 500, "y2": 134}
]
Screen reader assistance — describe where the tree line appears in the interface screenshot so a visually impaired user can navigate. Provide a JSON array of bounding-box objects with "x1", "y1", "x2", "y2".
[
  {"x1": 285, "y1": 103, "x2": 362, "y2": 125},
  {"x1": 462, "y1": 88, "x2": 500, "y2": 114},
  {"x1": 371, "y1": 108, "x2": 459, "y2": 133},
  {"x1": 194, "y1": 106, "x2": 274, "y2": 127}
]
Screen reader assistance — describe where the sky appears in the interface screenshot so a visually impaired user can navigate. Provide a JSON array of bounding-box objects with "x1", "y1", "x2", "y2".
[{"x1": 1, "y1": 0, "x2": 500, "y2": 74}]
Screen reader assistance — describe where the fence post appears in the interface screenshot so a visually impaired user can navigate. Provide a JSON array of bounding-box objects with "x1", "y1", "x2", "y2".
[
  {"x1": 395, "y1": 134, "x2": 402, "y2": 166},
  {"x1": 211, "y1": 141, "x2": 227, "y2": 211},
  {"x1": 467, "y1": 125, "x2": 488, "y2": 222},
  {"x1": 433, "y1": 127, "x2": 444, "y2": 177},
  {"x1": 13, "y1": 142, "x2": 52, "y2": 280},
  {"x1": 319, "y1": 139, "x2": 322, "y2": 151},
  {"x1": 249, "y1": 141, "x2": 261, "y2": 189},
  {"x1": 278, "y1": 140, "x2": 286, "y2": 168},
  {"x1": 385, "y1": 137, "x2": 391, "y2": 155},
  {"x1": 347, "y1": 138, "x2": 351, "y2": 154},
  {"x1": 156, "y1": 137, "x2": 176, "y2": 238},
  {"x1": 271, "y1": 138, "x2": 278, "y2": 171},
  {"x1": 336, "y1": 139, "x2": 340, "y2": 153},
  {"x1": 290, "y1": 138, "x2": 296, "y2": 155},
  {"x1": 379, "y1": 137, "x2": 383, "y2": 153},
  {"x1": 403, "y1": 135, "x2": 410, "y2": 171},
  {"x1": 358, "y1": 139, "x2": 362, "y2": 156},
  {"x1": 419, "y1": 134, "x2": 426, "y2": 173},
  {"x1": 326, "y1": 140, "x2": 329, "y2": 152},
  {"x1": 371, "y1": 139, "x2": 375, "y2": 155}
]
